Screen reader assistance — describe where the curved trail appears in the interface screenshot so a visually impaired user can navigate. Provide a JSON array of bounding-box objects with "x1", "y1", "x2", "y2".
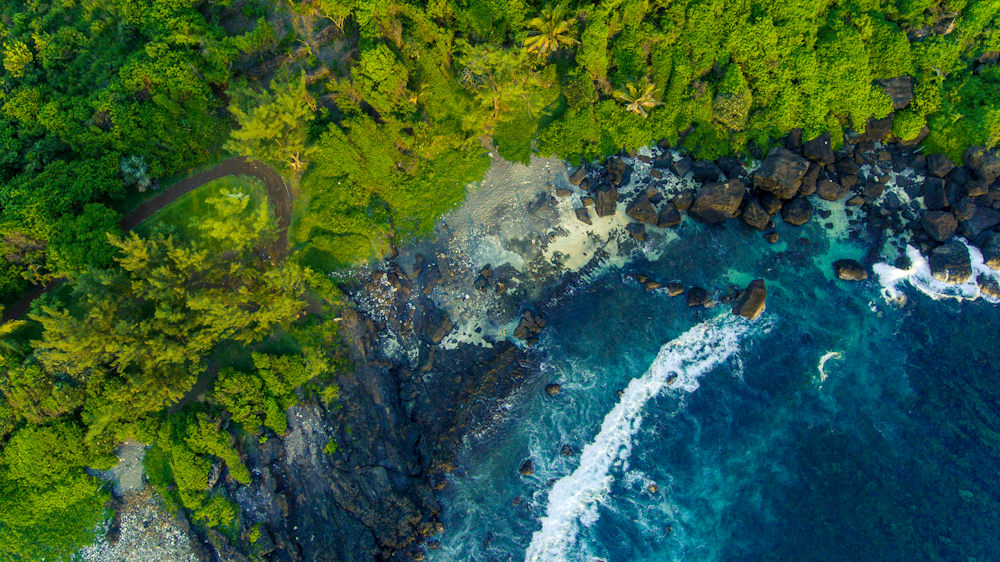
[{"x1": 1, "y1": 158, "x2": 292, "y2": 323}]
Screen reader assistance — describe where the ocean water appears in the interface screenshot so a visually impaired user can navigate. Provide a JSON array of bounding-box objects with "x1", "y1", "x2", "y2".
[{"x1": 427, "y1": 210, "x2": 1000, "y2": 562}]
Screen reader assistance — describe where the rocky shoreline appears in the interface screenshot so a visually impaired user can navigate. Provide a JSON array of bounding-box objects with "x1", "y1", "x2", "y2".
[{"x1": 94, "y1": 77, "x2": 1000, "y2": 562}]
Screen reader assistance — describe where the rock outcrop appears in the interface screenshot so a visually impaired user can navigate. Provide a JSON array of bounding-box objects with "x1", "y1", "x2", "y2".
[
  {"x1": 595, "y1": 188, "x2": 618, "y2": 217},
  {"x1": 626, "y1": 194, "x2": 658, "y2": 224},
  {"x1": 781, "y1": 197, "x2": 812, "y2": 226},
  {"x1": 690, "y1": 180, "x2": 745, "y2": 223},
  {"x1": 833, "y1": 259, "x2": 868, "y2": 281},
  {"x1": 921, "y1": 211, "x2": 958, "y2": 242},
  {"x1": 731, "y1": 279, "x2": 766, "y2": 320},
  {"x1": 929, "y1": 240, "x2": 972, "y2": 284},
  {"x1": 742, "y1": 198, "x2": 770, "y2": 230},
  {"x1": 753, "y1": 147, "x2": 809, "y2": 199}
]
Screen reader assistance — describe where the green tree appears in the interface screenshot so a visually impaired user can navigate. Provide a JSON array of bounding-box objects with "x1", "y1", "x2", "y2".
[
  {"x1": 614, "y1": 81, "x2": 662, "y2": 118},
  {"x1": 225, "y1": 73, "x2": 317, "y2": 173},
  {"x1": 523, "y1": 4, "x2": 579, "y2": 60},
  {"x1": 46, "y1": 204, "x2": 123, "y2": 278}
]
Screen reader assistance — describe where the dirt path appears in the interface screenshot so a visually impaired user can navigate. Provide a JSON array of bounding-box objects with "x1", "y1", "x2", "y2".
[{"x1": 1, "y1": 158, "x2": 292, "y2": 323}]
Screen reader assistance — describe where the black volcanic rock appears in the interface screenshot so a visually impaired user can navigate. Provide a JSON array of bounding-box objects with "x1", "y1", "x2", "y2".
[
  {"x1": 742, "y1": 198, "x2": 770, "y2": 230},
  {"x1": 921, "y1": 211, "x2": 958, "y2": 242},
  {"x1": 927, "y1": 153, "x2": 956, "y2": 178},
  {"x1": 626, "y1": 194, "x2": 658, "y2": 224},
  {"x1": 876, "y1": 76, "x2": 914, "y2": 110},
  {"x1": 929, "y1": 240, "x2": 972, "y2": 284},
  {"x1": 657, "y1": 202, "x2": 682, "y2": 228},
  {"x1": 691, "y1": 180, "x2": 745, "y2": 223},
  {"x1": 781, "y1": 197, "x2": 812, "y2": 226},
  {"x1": 519, "y1": 459, "x2": 535, "y2": 476},
  {"x1": 753, "y1": 147, "x2": 809, "y2": 199},
  {"x1": 816, "y1": 179, "x2": 848, "y2": 201},
  {"x1": 595, "y1": 188, "x2": 618, "y2": 217},
  {"x1": 575, "y1": 207, "x2": 592, "y2": 225},
  {"x1": 803, "y1": 132, "x2": 835, "y2": 165},
  {"x1": 626, "y1": 222, "x2": 646, "y2": 241},
  {"x1": 687, "y1": 287, "x2": 710, "y2": 307}
]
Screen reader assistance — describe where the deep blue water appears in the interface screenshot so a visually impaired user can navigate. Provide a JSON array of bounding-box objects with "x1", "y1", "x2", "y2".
[{"x1": 428, "y1": 216, "x2": 1000, "y2": 562}]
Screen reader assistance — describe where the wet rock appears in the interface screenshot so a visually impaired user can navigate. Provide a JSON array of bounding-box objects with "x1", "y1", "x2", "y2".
[
  {"x1": 657, "y1": 202, "x2": 682, "y2": 228},
  {"x1": 607, "y1": 157, "x2": 631, "y2": 186},
  {"x1": 876, "y1": 76, "x2": 914, "y2": 110},
  {"x1": 595, "y1": 188, "x2": 618, "y2": 217},
  {"x1": 513, "y1": 311, "x2": 545, "y2": 343},
  {"x1": 555, "y1": 188, "x2": 573, "y2": 197},
  {"x1": 626, "y1": 194, "x2": 658, "y2": 224},
  {"x1": 984, "y1": 234, "x2": 1000, "y2": 270},
  {"x1": 962, "y1": 206, "x2": 1000, "y2": 237},
  {"x1": 644, "y1": 280, "x2": 662, "y2": 291},
  {"x1": 672, "y1": 191, "x2": 695, "y2": 211},
  {"x1": 474, "y1": 275, "x2": 490, "y2": 292},
  {"x1": 692, "y1": 159, "x2": 724, "y2": 182},
  {"x1": 846, "y1": 196, "x2": 866, "y2": 206},
  {"x1": 527, "y1": 192, "x2": 558, "y2": 219},
  {"x1": 803, "y1": 131, "x2": 835, "y2": 165},
  {"x1": 666, "y1": 282, "x2": 684, "y2": 297},
  {"x1": 863, "y1": 113, "x2": 894, "y2": 142},
  {"x1": 687, "y1": 287, "x2": 710, "y2": 307},
  {"x1": 764, "y1": 232, "x2": 780, "y2": 243},
  {"x1": 927, "y1": 153, "x2": 956, "y2": 178},
  {"x1": 691, "y1": 180, "x2": 746, "y2": 223},
  {"x1": 980, "y1": 277, "x2": 1000, "y2": 299},
  {"x1": 518, "y1": 460, "x2": 535, "y2": 476},
  {"x1": 672, "y1": 156, "x2": 694, "y2": 177},
  {"x1": 953, "y1": 197, "x2": 977, "y2": 222},
  {"x1": 753, "y1": 147, "x2": 810, "y2": 199},
  {"x1": 781, "y1": 196, "x2": 812, "y2": 226},
  {"x1": 929, "y1": 240, "x2": 972, "y2": 284},
  {"x1": 923, "y1": 177, "x2": 949, "y2": 210},
  {"x1": 799, "y1": 164, "x2": 821, "y2": 196},
  {"x1": 817, "y1": 179, "x2": 849, "y2": 201},
  {"x1": 921, "y1": 211, "x2": 958, "y2": 242},
  {"x1": 568, "y1": 167, "x2": 588, "y2": 185},
  {"x1": 544, "y1": 384, "x2": 562, "y2": 397},
  {"x1": 742, "y1": 198, "x2": 770, "y2": 230},
  {"x1": 560, "y1": 445, "x2": 574, "y2": 457},
  {"x1": 575, "y1": 207, "x2": 592, "y2": 225},
  {"x1": 833, "y1": 259, "x2": 868, "y2": 281},
  {"x1": 760, "y1": 193, "x2": 783, "y2": 216},
  {"x1": 423, "y1": 307, "x2": 454, "y2": 344},
  {"x1": 646, "y1": 186, "x2": 663, "y2": 205},
  {"x1": 731, "y1": 279, "x2": 767, "y2": 320},
  {"x1": 626, "y1": 222, "x2": 646, "y2": 241}
]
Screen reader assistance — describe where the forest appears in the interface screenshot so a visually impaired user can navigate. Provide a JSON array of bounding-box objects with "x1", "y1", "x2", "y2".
[{"x1": 0, "y1": 0, "x2": 997, "y2": 560}]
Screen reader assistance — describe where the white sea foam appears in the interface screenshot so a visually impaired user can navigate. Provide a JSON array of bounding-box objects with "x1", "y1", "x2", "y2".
[
  {"x1": 873, "y1": 239, "x2": 1000, "y2": 304},
  {"x1": 817, "y1": 351, "x2": 841, "y2": 383},
  {"x1": 524, "y1": 314, "x2": 767, "y2": 562}
]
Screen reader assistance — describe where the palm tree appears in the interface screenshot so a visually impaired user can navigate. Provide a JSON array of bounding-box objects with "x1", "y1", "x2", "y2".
[
  {"x1": 614, "y1": 81, "x2": 662, "y2": 118},
  {"x1": 523, "y1": 4, "x2": 579, "y2": 60}
]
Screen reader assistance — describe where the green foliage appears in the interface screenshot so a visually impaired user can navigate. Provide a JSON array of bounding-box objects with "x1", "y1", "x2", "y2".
[
  {"x1": 523, "y1": 4, "x2": 579, "y2": 60},
  {"x1": 226, "y1": 73, "x2": 317, "y2": 173},
  {"x1": 46, "y1": 204, "x2": 123, "y2": 278},
  {"x1": 892, "y1": 109, "x2": 927, "y2": 141}
]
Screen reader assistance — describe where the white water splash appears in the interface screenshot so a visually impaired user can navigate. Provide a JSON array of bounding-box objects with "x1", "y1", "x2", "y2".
[
  {"x1": 817, "y1": 351, "x2": 842, "y2": 383},
  {"x1": 873, "y1": 239, "x2": 1000, "y2": 304},
  {"x1": 524, "y1": 314, "x2": 769, "y2": 562}
]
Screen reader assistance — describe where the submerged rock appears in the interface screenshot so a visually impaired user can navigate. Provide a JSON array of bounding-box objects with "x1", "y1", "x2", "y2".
[
  {"x1": 687, "y1": 287, "x2": 710, "y2": 307},
  {"x1": 423, "y1": 307, "x2": 453, "y2": 344},
  {"x1": 753, "y1": 147, "x2": 809, "y2": 199},
  {"x1": 961, "y1": 207, "x2": 1000, "y2": 237},
  {"x1": 929, "y1": 240, "x2": 972, "y2": 284},
  {"x1": 657, "y1": 202, "x2": 682, "y2": 228},
  {"x1": 560, "y1": 445, "x2": 574, "y2": 457},
  {"x1": 731, "y1": 279, "x2": 767, "y2": 320},
  {"x1": 574, "y1": 207, "x2": 592, "y2": 225},
  {"x1": 644, "y1": 279, "x2": 662, "y2": 291},
  {"x1": 690, "y1": 180, "x2": 745, "y2": 223},
  {"x1": 833, "y1": 259, "x2": 868, "y2": 281},
  {"x1": 666, "y1": 282, "x2": 684, "y2": 297},
  {"x1": 595, "y1": 188, "x2": 618, "y2": 217},
  {"x1": 544, "y1": 384, "x2": 561, "y2": 397},
  {"x1": 781, "y1": 196, "x2": 812, "y2": 226},
  {"x1": 518, "y1": 460, "x2": 535, "y2": 476}
]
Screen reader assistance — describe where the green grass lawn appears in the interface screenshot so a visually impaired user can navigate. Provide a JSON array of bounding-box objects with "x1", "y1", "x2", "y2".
[{"x1": 134, "y1": 175, "x2": 273, "y2": 243}]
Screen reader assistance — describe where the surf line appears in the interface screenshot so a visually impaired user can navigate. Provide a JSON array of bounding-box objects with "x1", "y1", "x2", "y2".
[{"x1": 524, "y1": 314, "x2": 769, "y2": 562}]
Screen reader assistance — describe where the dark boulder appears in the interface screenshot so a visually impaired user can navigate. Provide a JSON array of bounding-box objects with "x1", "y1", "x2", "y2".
[
  {"x1": 544, "y1": 384, "x2": 561, "y2": 397},
  {"x1": 625, "y1": 194, "x2": 658, "y2": 224},
  {"x1": 691, "y1": 160, "x2": 724, "y2": 182},
  {"x1": 923, "y1": 177, "x2": 949, "y2": 210},
  {"x1": 927, "y1": 153, "x2": 956, "y2": 178},
  {"x1": 846, "y1": 196, "x2": 866, "y2": 206},
  {"x1": 803, "y1": 131, "x2": 835, "y2": 165},
  {"x1": 731, "y1": 279, "x2": 767, "y2": 320},
  {"x1": 671, "y1": 155, "x2": 694, "y2": 177},
  {"x1": 672, "y1": 191, "x2": 694, "y2": 211},
  {"x1": 863, "y1": 113, "x2": 894, "y2": 142},
  {"x1": 929, "y1": 240, "x2": 972, "y2": 284},
  {"x1": 595, "y1": 188, "x2": 618, "y2": 217},
  {"x1": 568, "y1": 167, "x2": 588, "y2": 185},
  {"x1": 753, "y1": 147, "x2": 810, "y2": 199},
  {"x1": 799, "y1": 164, "x2": 821, "y2": 196},
  {"x1": 965, "y1": 146, "x2": 1000, "y2": 184},
  {"x1": 833, "y1": 259, "x2": 868, "y2": 281},
  {"x1": 423, "y1": 307, "x2": 453, "y2": 345},
  {"x1": 781, "y1": 196, "x2": 813, "y2": 226},
  {"x1": 961, "y1": 206, "x2": 1000, "y2": 237},
  {"x1": 875, "y1": 76, "x2": 914, "y2": 110},
  {"x1": 965, "y1": 178, "x2": 990, "y2": 197},
  {"x1": 742, "y1": 198, "x2": 770, "y2": 230},
  {"x1": 690, "y1": 180, "x2": 746, "y2": 223},
  {"x1": 644, "y1": 280, "x2": 662, "y2": 291},
  {"x1": 560, "y1": 445, "x2": 574, "y2": 457},
  {"x1": 786, "y1": 128, "x2": 803, "y2": 153},
  {"x1": 657, "y1": 202, "x2": 682, "y2": 228},
  {"x1": 687, "y1": 287, "x2": 710, "y2": 307},
  {"x1": 626, "y1": 222, "x2": 646, "y2": 241},
  {"x1": 666, "y1": 282, "x2": 684, "y2": 297},
  {"x1": 983, "y1": 234, "x2": 1000, "y2": 270},
  {"x1": 607, "y1": 157, "x2": 631, "y2": 186},
  {"x1": 862, "y1": 180, "x2": 885, "y2": 200},
  {"x1": 575, "y1": 207, "x2": 592, "y2": 225},
  {"x1": 519, "y1": 460, "x2": 535, "y2": 476},
  {"x1": 837, "y1": 157, "x2": 861, "y2": 178},
  {"x1": 760, "y1": 193, "x2": 782, "y2": 215},
  {"x1": 421, "y1": 263, "x2": 442, "y2": 295},
  {"x1": 980, "y1": 277, "x2": 1000, "y2": 299},
  {"x1": 513, "y1": 311, "x2": 546, "y2": 343},
  {"x1": 953, "y1": 197, "x2": 977, "y2": 222},
  {"x1": 646, "y1": 186, "x2": 663, "y2": 205},
  {"x1": 816, "y1": 179, "x2": 849, "y2": 201},
  {"x1": 555, "y1": 188, "x2": 573, "y2": 197},
  {"x1": 582, "y1": 196, "x2": 595, "y2": 206},
  {"x1": 921, "y1": 210, "x2": 958, "y2": 242},
  {"x1": 764, "y1": 232, "x2": 780, "y2": 243}
]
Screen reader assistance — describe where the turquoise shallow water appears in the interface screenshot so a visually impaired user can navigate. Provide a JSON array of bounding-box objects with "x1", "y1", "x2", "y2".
[{"x1": 428, "y1": 216, "x2": 1000, "y2": 562}]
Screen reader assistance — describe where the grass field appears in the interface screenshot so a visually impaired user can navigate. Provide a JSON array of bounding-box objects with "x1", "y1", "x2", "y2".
[{"x1": 134, "y1": 175, "x2": 273, "y2": 243}]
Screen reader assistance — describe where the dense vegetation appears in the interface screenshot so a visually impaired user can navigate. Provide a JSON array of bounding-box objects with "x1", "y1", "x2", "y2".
[{"x1": 0, "y1": 0, "x2": 998, "y2": 560}]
